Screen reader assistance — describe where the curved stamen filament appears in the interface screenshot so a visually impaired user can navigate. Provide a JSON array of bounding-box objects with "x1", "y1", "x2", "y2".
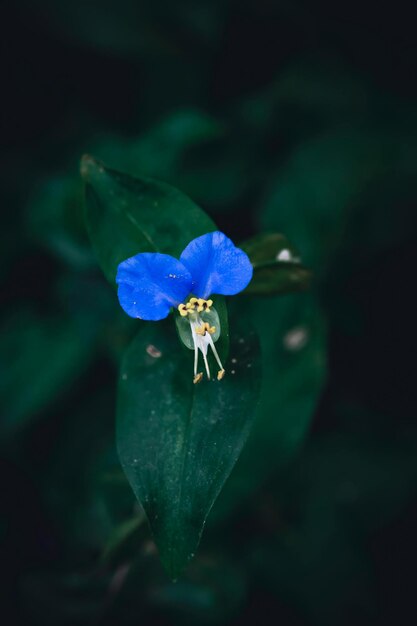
[
  {"x1": 193, "y1": 339, "x2": 199, "y2": 378},
  {"x1": 202, "y1": 351, "x2": 211, "y2": 380},
  {"x1": 189, "y1": 314, "x2": 224, "y2": 383},
  {"x1": 207, "y1": 333, "x2": 224, "y2": 375}
]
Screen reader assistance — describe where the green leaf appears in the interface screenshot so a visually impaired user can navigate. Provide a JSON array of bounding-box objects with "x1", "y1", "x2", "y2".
[
  {"x1": 240, "y1": 233, "x2": 312, "y2": 295},
  {"x1": 81, "y1": 155, "x2": 230, "y2": 356},
  {"x1": 259, "y1": 130, "x2": 412, "y2": 270},
  {"x1": 213, "y1": 292, "x2": 326, "y2": 520},
  {"x1": 116, "y1": 319, "x2": 261, "y2": 578},
  {"x1": 85, "y1": 110, "x2": 253, "y2": 212},
  {"x1": 81, "y1": 154, "x2": 215, "y2": 284}
]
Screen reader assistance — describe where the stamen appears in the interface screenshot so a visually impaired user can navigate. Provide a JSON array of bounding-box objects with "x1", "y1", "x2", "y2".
[
  {"x1": 178, "y1": 298, "x2": 225, "y2": 383},
  {"x1": 196, "y1": 297, "x2": 213, "y2": 312},
  {"x1": 202, "y1": 351, "x2": 211, "y2": 380},
  {"x1": 195, "y1": 322, "x2": 216, "y2": 335},
  {"x1": 179, "y1": 298, "x2": 213, "y2": 315},
  {"x1": 207, "y1": 333, "x2": 225, "y2": 380},
  {"x1": 194, "y1": 340, "x2": 199, "y2": 376}
]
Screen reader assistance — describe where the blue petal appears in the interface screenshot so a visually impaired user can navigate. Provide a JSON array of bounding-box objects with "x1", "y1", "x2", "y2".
[
  {"x1": 116, "y1": 253, "x2": 192, "y2": 320},
  {"x1": 179, "y1": 231, "x2": 253, "y2": 299}
]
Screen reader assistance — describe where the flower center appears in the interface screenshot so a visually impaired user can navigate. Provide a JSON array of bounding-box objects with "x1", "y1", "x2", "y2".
[
  {"x1": 178, "y1": 297, "x2": 213, "y2": 317},
  {"x1": 177, "y1": 298, "x2": 225, "y2": 384}
]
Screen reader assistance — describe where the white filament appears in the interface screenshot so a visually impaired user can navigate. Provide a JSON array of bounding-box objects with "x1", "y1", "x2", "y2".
[{"x1": 189, "y1": 315, "x2": 223, "y2": 380}]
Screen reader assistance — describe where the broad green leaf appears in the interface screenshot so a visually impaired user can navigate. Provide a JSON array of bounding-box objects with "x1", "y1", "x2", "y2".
[
  {"x1": 116, "y1": 319, "x2": 261, "y2": 578},
  {"x1": 81, "y1": 154, "x2": 229, "y2": 356},
  {"x1": 240, "y1": 233, "x2": 312, "y2": 295},
  {"x1": 81, "y1": 154, "x2": 215, "y2": 284}
]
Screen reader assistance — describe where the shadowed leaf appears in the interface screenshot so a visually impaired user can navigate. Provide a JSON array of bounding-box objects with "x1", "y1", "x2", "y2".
[
  {"x1": 117, "y1": 320, "x2": 261, "y2": 578},
  {"x1": 241, "y1": 233, "x2": 311, "y2": 295}
]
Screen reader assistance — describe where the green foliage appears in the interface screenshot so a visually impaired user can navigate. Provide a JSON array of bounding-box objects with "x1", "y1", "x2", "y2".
[
  {"x1": 117, "y1": 320, "x2": 261, "y2": 578},
  {"x1": 4, "y1": 5, "x2": 417, "y2": 623},
  {"x1": 26, "y1": 176, "x2": 94, "y2": 270},
  {"x1": 82, "y1": 158, "x2": 269, "y2": 575},
  {"x1": 214, "y1": 292, "x2": 326, "y2": 519},
  {"x1": 81, "y1": 155, "x2": 215, "y2": 283},
  {"x1": 0, "y1": 311, "x2": 91, "y2": 438},
  {"x1": 94, "y1": 111, "x2": 250, "y2": 210},
  {"x1": 82, "y1": 154, "x2": 230, "y2": 360},
  {"x1": 260, "y1": 124, "x2": 417, "y2": 271},
  {"x1": 241, "y1": 233, "x2": 312, "y2": 295},
  {"x1": 249, "y1": 432, "x2": 417, "y2": 626}
]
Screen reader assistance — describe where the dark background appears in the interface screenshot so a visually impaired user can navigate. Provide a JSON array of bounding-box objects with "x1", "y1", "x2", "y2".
[{"x1": 1, "y1": 1, "x2": 417, "y2": 624}]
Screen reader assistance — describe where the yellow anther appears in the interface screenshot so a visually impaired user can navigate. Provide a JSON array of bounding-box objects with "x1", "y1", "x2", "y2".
[
  {"x1": 193, "y1": 372, "x2": 203, "y2": 384},
  {"x1": 217, "y1": 369, "x2": 225, "y2": 381},
  {"x1": 178, "y1": 298, "x2": 216, "y2": 320},
  {"x1": 196, "y1": 297, "x2": 213, "y2": 312},
  {"x1": 195, "y1": 322, "x2": 216, "y2": 336}
]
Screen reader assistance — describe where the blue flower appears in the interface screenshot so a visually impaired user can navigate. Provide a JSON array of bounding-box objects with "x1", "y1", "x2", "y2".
[{"x1": 116, "y1": 231, "x2": 253, "y2": 382}]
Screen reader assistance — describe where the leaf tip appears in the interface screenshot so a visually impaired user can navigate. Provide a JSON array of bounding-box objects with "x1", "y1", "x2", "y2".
[{"x1": 80, "y1": 154, "x2": 103, "y2": 182}]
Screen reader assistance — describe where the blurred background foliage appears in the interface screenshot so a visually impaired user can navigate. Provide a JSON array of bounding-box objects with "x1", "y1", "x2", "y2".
[{"x1": 1, "y1": 0, "x2": 417, "y2": 624}]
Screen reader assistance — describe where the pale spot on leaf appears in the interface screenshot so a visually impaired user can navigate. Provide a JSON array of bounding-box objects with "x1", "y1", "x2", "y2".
[
  {"x1": 146, "y1": 344, "x2": 162, "y2": 358},
  {"x1": 283, "y1": 326, "x2": 309, "y2": 351}
]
